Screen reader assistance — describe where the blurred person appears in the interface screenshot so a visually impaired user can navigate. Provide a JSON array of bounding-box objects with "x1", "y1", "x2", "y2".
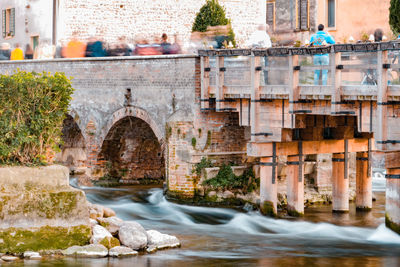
[
  {"x1": 160, "y1": 33, "x2": 171, "y2": 54},
  {"x1": 185, "y1": 31, "x2": 204, "y2": 54},
  {"x1": 310, "y1": 24, "x2": 335, "y2": 85},
  {"x1": 34, "y1": 39, "x2": 56, "y2": 59},
  {"x1": 86, "y1": 37, "x2": 107, "y2": 57},
  {"x1": 62, "y1": 32, "x2": 86, "y2": 58},
  {"x1": 25, "y1": 44, "x2": 34, "y2": 59},
  {"x1": 108, "y1": 36, "x2": 131, "y2": 56},
  {"x1": 0, "y1": 43, "x2": 11, "y2": 60},
  {"x1": 374, "y1": 29, "x2": 384, "y2": 42},
  {"x1": 169, "y1": 34, "x2": 182, "y2": 54},
  {"x1": 246, "y1": 24, "x2": 272, "y2": 48},
  {"x1": 10, "y1": 43, "x2": 24, "y2": 60}
]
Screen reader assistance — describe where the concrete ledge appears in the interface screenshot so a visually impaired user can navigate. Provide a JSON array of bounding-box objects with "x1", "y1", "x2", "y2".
[{"x1": 0, "y1": 165, "x2": 69, "y2": 188}]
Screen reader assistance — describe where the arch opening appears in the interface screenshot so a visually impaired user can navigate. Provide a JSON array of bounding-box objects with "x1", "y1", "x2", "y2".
[
  {"x1": 56, "y1": 115, "x2": 87, "y2": 173},
  {"x1": 98, "y1": 116, "x2": 165, "y2": 185}
]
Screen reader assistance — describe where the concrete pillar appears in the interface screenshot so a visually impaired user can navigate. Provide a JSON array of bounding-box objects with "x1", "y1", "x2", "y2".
[
  {"x1": 356, "y1": 152, "x2": 372, "y2": 211},
  {"x1": 286, "y1": 155, "x2": 304, "y2": 216},
  {"x1": 260, "y1": 156, "x2": 277, "y2": 217},
  {"x1": 332, "y1": 153, "x2": 349, "y2": 212},
  {"x1": 386, "y1": 168, "x2": 400, "y2": 234}
]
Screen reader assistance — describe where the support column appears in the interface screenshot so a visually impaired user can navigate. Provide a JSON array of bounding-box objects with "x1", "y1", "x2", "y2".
[
  {"x1": 386, "y1": 168, "x2": 400, "y2": 234},
  {"x1": 356, "y1": 152, "x2": 372, "y2": 211},
  {"x1": 260, "y1": 152, "x2": 277, "y2": 217},
  {"x1": 332, "y1": 153, "x2": 349, "y2": 212},
  {"x1": 286, "y1": 154, "x2": 304, "y2": 216}
]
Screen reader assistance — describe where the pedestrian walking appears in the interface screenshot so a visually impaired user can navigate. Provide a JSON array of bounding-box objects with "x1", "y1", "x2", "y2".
[
  {"x1": 0, "y1": 43, "x2": 11, "y2": 60},
  {"x1": 10, "y1": 43, "x2": 24, "y2": 60},
  {"x1": 310, "y1": 24, "x2": 335, "y2": 85},
  {"x1": 25, "y1": 44, "x2": 34, "y2": 59}
]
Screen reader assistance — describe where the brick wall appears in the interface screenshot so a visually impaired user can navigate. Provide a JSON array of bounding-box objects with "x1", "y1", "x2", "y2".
[{"x1": 58, "y1": 0, "x2": 266, "y2": 47}]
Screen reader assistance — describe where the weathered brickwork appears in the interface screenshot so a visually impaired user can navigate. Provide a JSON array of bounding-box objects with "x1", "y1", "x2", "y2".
[{"x1": 58, "y1": 0, "x2": 266, "y2": 46}]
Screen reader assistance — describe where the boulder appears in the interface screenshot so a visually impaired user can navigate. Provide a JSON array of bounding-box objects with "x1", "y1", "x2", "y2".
[
  {"x1": 1, "y1": 255, "x2": 19, "y2": 261},
  {"x1": 118, "y1": 221, "x2": 148, "y2": 250},
  {"x1": 146, "y1": 230, "x2": 180, "y2": 250},
  {"x1": 89, "y1": 218, "x2": 98, "y2": 227},
  {"x1": 99, "y1": 236, "x2": 120, "y2": 249},
  {"x1": 222, "y1": 190, "x2": 235, "y2": 199},
  {"x1": 103, "y1": 207, "x2": 116, "y2": 218},
  {"x1": 89, "y1": 204, "x2": 104, "y2": 219},
  {"x1": 62, "y1": 244, "x2": 108, "y2": 258},
  {"x1": 109, "y1": 246, "x2": 138, "y2": 257},
  {"x1": 23, "y1": 251, "x2": 41, "y2": 259},
  {"x1": 97, "y1": 216, "x2": 124, "y2": 235},
  {"x1": 90, "y1": 225, "x2": 112, "y2": 244}
]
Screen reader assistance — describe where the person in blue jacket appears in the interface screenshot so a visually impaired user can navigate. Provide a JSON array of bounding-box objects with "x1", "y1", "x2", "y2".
[{"x1": 310, "y1": 24, "x2": 335, "y2": 85}]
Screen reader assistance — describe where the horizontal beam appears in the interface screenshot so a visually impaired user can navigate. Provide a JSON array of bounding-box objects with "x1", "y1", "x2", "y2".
[
  {"x1": 247, "y1": 138, "x2": 372, "y2": 157},
  {"x1": 385, "y1": 151, "x2": 400, "y2": 169}
]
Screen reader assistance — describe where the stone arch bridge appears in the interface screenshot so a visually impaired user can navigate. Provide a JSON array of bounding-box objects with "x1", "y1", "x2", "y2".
[{"x1": 1, "y1": 44, "x2": 400, "y2": 234}]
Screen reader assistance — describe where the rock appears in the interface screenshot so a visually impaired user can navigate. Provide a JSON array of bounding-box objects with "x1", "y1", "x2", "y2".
[
  {"x1": 1, "y1": 255, "x2": 19, "y2": 261},
  {"x1": 146, "y1": 230, "x2": 180, "y2": 250},
  {"x1": 109, "y1": 246, "x2": 138, "y2": 257},
  {"x1": 208, "y1": 191, "x2": 217, "y2": 198},
  {"x1": 23, "y1": 251, "x2": 41, "y2": 259},
  {"x1": 90, "y1": 225, "x2": 112, "y2": 244},
  {"x1": 62, "y1": 244, "x2": 108, "y2": 258},
  {"x1": 99, "y1": 236, "x2": 120, "y2": 249},
  {"x1": 89, "y1": 204, "x2": 104, "y2": 219},
  {"x1": 222, "y1": 190, "x2": 235, "y2": 199},
  {"x1": 118, "y1": 221, "x2": 148, "y2": 250},
  {"x1": 103, "y1": 207, "x2": 116, "y2": 218},
  {"x1": 89, "y1": 218, "x2": 98, "y2": 227},
  {"x1": 97, "y1": 216, "x2": 124, "y2": 235}
]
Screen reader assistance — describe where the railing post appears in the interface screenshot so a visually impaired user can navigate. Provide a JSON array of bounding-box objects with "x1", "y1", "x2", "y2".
[
  {"x1": 215, "y1": 56, "x2": 225, "y2": 111},
  {"x1": 288, "y1": 54, "x2": 299, "y2": 128},
  {"x1": 331, "y1": 51, "x2": 342, "y2": 115},
  {"x1": 250, "y1": 55, "x2": 261, "y2": 142},
  {"x1": 377, "y1": 50, "x2": 389, "y2": 150},
  {"x1": 200, "y1": 56, "x2": 210, "y2": 110}
]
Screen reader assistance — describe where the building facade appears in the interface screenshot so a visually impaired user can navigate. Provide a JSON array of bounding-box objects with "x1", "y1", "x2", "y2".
[
  {"x1": 0, "y1": 0, "x2": 266, "y2": 49},
  {"x1": 268, "y1": 0, "x2": 391, "y2": 45}
]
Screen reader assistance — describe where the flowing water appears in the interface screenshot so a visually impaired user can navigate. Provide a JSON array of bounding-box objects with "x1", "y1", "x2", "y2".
[{"x1": 9, "y1": 173, "x2": 400, "y2": 267}]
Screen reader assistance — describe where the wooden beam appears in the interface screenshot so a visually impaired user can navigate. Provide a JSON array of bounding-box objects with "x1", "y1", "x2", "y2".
[
  {"x1": 385, "y1": 151, "x2": 400, "y2": 169},
  {"x1": 247, "y1": 138, "x2": 371, "y2": 157},
  {"x1": 215, "y1": 56, "x2": 225, "y2": 111},
  {"x1": 376, "y1": 50, "x2": 388, "y2": 150},
  {"x1": 200, "y1": 56, "x2": 210, "y2": 109}
]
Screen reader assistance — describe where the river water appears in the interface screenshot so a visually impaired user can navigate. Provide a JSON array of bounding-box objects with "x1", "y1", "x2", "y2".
[{"x1": 9, "y1": 174, "x2": 400, "y2": 267}]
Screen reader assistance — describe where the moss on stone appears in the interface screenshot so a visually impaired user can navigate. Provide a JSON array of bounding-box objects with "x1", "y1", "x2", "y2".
[
  {"x1": 287, "y1": 208, "x2": 304, "y2": 217},
  {"x1": 260, "y1": 201, "x2": 277, "y2": 217},
  {"x1": 0, "y1": 225, "x2": 91, "y2": 253},
  {"x1": 99, "y1": 236, "x2": 120, "y2": 249},
  {"x1": 386, "y1": 213, "x2": 400, "y2": 234}
]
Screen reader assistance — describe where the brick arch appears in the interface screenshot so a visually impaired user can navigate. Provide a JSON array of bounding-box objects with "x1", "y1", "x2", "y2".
[{"x1": 100, "y1": 106, "x2": 164, "y2": 149}]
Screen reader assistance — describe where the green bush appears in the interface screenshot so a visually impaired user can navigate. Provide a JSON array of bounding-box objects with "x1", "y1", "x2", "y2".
[
  {"x1": 203, "y1": 164, "x2": 258, "y2": 193},
  {"x1": 390, "y1": 0, "x2": 400, "y2": 35},
  {"x1": 192, "y1": 0, "x2": 236, "y2": 46},
  {"x1": 0, "y1": 70, "x2": 74, "y2": 165}
]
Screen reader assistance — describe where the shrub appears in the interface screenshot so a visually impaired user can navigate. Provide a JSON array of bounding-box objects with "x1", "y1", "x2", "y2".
[
  {"x1": 203, "y1": 164, "x2": 258, "y2": 193},
  {"x1": 390, "y1": 0, "x2": 400, "y2": 35},
  {"x1": 192, "y1": 0, "x2": 236, "y2": 46},
  {"x1": 0, "y1": 70, "x2": 74, "y2": 165}
]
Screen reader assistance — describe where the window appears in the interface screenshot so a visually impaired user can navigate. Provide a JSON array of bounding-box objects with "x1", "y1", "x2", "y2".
[
  {"x1": 327, "y1": 0, "x2": 336, "y2": 28},
  {"x1": 2, "y1": 8, "x2": 15, "y2": 38},
  {"x1": 297, "y1": 0, "x2": 309, "y2": 30},
  {"x1": 266, "y1": 1, "x2": 275, "y2": 31}
]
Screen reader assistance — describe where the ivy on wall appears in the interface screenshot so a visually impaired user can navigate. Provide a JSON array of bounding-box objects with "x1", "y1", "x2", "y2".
[{"x1": 0, "y1": 71, "x2": 74, "y2": 165}]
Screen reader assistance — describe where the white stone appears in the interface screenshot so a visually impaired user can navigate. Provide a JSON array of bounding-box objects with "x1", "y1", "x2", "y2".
[
  {"x1": 118, "y1": 221, "x2": 148, "y2": 250},
  {"x1": 62, "y1": 244, "x2": 108, "y2": 258},
  {"x1": 90, "y1": 225, "x2": 112, "y2": 244},
  {"x1": 97, "y1": 216, "x2": 124, "y2": 235},
  {"x1": 222, "y1": 190, "x2": 235, "y2": 199},
  {"x1": 103, "y1": 207, "x2": 116, "y2": 218},
  {"x1": 23, "y1": 251, "x2": 41, "y2": 259},
  {"x1": 89, "y1": 218, "x2": 98, "y2": 226},
  {"x1": 1, "y1": 255, "x2": 19, "y2": 261},
  {"x1": 109, "y1": 246, "x2": 138, "y2": 257},
  {"x1": 146, "y1": 230, "x2": 180, "y2": 250}
]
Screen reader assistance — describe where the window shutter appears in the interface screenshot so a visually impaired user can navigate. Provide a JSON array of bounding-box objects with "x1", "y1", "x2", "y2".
[
  {"x1": 266, "y1": 3, "x2": 275, "y2": 31},
  {"x1": 10, "y1": 8, "x2": 15, "y2": 36},
  {"x1": 2, "y1": 10, "x2": 5, "y2": 38},
  {"x1": 299, "y1": 0, "x2": 309, "y2": 30}
]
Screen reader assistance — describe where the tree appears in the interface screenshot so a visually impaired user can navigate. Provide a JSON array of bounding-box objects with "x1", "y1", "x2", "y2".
[
  {"x1": 389, "y1": 0, "x2": 400, "y2": 35},
  {"x1": 192, "y1": 0, "x2": 236, "y2": 46}
]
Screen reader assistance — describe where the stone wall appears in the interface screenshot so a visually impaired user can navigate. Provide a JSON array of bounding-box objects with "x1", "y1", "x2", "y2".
[{"x1": 58, "y1": 0, "x2": 266, "y2": 47}]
